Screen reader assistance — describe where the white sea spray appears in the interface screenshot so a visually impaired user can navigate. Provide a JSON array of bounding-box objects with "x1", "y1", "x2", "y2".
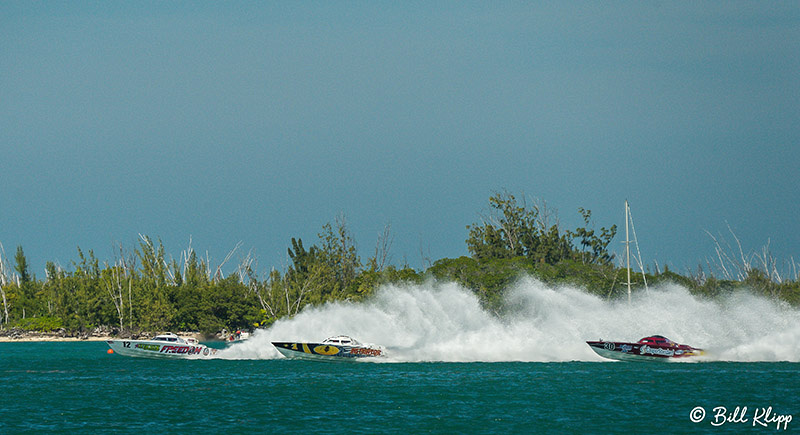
[{"x1": 219, "y1": 277, "x2": 800, "y2": 362}]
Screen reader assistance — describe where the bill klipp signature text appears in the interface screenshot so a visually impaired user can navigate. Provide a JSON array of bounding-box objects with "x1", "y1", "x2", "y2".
[{"x1": 690, "y1": 406, "x2": 793, "y2": 430}]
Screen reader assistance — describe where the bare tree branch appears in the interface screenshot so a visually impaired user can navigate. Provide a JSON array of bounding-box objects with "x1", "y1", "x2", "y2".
[
  {"x1": 373, "y1": 222, "x2": 393, "y2": 272},
  {"x1": 214, "y1": 241, "x2": 243, "y2": 282},
  {"x1": 0, "y1": 242, "x2": 11, "y2": 325}
]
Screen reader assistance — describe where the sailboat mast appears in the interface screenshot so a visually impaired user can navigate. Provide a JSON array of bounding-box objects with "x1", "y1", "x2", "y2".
[{"x1": 625, "y1": 200, "x2": 631, "y2": 303}]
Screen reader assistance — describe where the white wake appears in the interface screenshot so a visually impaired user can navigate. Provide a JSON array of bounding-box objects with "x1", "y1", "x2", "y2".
[{"x1": 218, "y1": 277, "x2": 800, "y2": 362}]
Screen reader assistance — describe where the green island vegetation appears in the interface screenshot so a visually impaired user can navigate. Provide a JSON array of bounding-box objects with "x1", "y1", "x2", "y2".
[{"x1": 1, "y1": 191, "x2": 797, "y2": 337}]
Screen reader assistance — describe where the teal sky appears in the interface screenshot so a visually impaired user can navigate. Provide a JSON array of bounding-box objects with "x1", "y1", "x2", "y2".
[{"x1": 2, "y1": 2, "x2": 798, "y2": 278}]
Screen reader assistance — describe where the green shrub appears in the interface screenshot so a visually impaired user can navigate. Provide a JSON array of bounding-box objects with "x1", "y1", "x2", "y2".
[{"x1": 15, "y1": 316, "x2": 63, "y2": 332}]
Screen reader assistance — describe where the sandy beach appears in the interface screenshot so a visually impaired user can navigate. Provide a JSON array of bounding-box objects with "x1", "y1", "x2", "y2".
[
  {"x1": 0, "y1": 331, "x2": 204, "y2": 343},
  {"x1": 0, "y1": 335, "x2": 115, "y2": 342}
]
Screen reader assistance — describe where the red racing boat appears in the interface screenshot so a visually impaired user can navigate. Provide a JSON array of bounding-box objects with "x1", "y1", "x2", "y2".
[{"x1": 586, "y1": 335, "x2": 704, "y2": 361}]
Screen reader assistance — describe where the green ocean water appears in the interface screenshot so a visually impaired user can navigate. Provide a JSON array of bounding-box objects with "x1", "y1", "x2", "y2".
[{"x1": 1, "y1": 342, "x2": 797, "y2": 434}]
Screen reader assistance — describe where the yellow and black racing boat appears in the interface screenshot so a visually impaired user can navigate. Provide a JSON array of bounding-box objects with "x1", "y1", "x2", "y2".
[{"x1": 272, "y1": 335, "x2": 385, "y2": 361}]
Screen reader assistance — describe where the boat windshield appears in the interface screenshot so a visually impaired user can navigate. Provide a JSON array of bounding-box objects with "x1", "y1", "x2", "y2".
[{"x1": 323, "y1": 336, "x2": 360, "y2": 346}]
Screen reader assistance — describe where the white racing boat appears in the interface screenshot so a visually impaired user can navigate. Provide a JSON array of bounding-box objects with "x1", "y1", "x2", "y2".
[
  {"x1": 106, "y1": 333, "x2": 217, "y2": 358},
  {"x1": 272, "y1": 335, "x2": 385, "y2": 361}
]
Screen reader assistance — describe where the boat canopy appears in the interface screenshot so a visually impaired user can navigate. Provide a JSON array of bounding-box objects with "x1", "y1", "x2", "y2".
[{"x1": 637, "y1": 335, "x2": 675, "y2": 346}]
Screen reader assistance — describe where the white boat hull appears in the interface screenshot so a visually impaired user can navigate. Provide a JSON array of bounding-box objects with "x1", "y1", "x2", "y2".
[
  {"x1": 588, "y1": 346, "x2": 673, "y2": 362},
  {"x1": 107, "y1": 339, "x2": 217, "y2": 358}
]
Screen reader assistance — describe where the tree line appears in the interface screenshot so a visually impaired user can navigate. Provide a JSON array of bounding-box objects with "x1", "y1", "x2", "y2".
[{"x1": 1, "y1": 191, "x2": 797, "y2": 336}]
